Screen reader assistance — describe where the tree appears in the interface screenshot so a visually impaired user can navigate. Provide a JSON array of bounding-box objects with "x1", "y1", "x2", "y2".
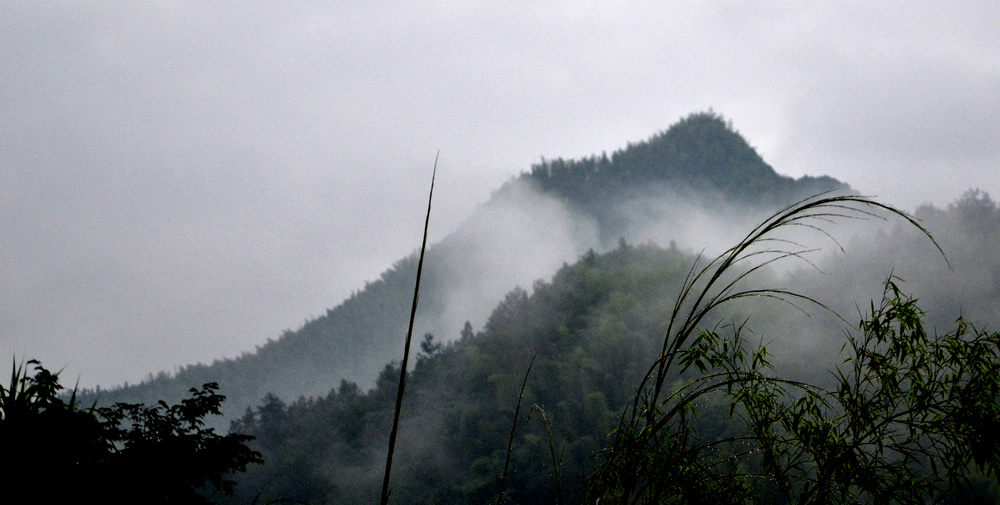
[{"x1": 0, "y1": 360, "x2": 262, "y2": 504}]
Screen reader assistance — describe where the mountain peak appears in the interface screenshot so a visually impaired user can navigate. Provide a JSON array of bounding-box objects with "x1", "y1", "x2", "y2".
[
  {"x1": 525, "y1": 111, "x2": 850, "y2": 212},
  {"x1": 636, "y1": 111, "x2": 771, "y2": 182}
]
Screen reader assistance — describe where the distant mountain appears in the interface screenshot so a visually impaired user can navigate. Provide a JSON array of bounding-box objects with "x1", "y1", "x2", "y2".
[{"x1": 77, "y1": 112, "x2": 851, "y2": 421}]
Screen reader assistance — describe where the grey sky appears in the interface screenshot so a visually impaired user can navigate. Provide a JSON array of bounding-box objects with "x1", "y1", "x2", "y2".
[{"x1": 2, "y1": 2, "x2": 997, "y2": 388}]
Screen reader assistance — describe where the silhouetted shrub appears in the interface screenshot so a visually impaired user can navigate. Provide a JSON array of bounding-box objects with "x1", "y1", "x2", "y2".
[{"x1": 0, "y1": 360, "x2": 262, "y2": 504}]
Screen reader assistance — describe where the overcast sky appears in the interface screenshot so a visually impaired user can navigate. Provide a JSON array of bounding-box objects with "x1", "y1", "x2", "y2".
[{"x1": 2, "y1": 2, "x2": 998, "y2": 388}]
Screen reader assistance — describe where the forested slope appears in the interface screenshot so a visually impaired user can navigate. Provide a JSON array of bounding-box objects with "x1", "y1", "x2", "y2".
[{"x1": 225, "y1": 242, "x2": 695, "y2": 504}]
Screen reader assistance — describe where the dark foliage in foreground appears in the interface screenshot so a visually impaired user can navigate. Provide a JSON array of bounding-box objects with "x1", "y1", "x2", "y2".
[{"x1": 0, "y1": 360, "x2": 262, "y2": 504}]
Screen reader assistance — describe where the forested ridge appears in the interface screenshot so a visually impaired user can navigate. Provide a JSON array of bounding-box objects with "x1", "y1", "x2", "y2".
[
  {"x1": 77, "y1": 112, "x2": 849, "y2": 421},
  {"x1": 525, "y1": 112, "x2": 846, "y2": 227}
]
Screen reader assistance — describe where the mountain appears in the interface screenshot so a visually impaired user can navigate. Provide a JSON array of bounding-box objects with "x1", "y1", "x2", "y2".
[{"x1": 77, "y1": 112, "x2": 851, "y2": 421}]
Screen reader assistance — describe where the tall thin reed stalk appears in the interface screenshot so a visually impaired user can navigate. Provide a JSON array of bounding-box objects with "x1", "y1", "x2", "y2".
[{"x1": 380, "y1": 152, "x2": 438, "y2": 505}]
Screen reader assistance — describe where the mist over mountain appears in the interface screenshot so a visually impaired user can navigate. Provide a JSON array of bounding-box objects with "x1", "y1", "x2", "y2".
[{"x1": 78, "y1": 112, "x2": 851, "y2": 420}]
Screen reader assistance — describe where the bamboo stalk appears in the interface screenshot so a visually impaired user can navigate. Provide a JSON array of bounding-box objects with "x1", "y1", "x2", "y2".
[{"x1": 380, "y1": 152, "x2": 438, "y2": 505}]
